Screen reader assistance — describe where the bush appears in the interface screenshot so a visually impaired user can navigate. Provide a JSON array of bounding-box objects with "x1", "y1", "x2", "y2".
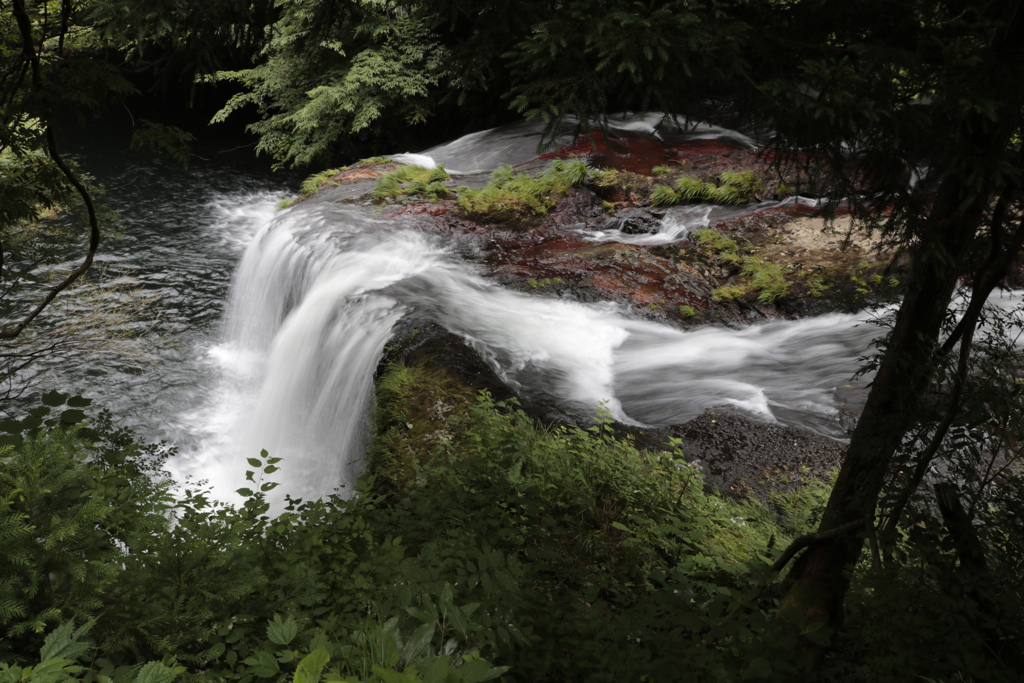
[{"x1": 7, "y1": 385, "x2": 1020, "y2": 681}]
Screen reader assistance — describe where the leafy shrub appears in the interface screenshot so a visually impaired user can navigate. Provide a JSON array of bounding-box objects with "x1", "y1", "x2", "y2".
[{"x1": 7, "y1": 386, "x2": 1019, "y2": 681}]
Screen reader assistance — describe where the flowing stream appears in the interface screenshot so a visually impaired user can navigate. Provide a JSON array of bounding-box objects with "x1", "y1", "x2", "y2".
[{"x1": 30, "y1": 114, "x2": 1014, "y2": 507}]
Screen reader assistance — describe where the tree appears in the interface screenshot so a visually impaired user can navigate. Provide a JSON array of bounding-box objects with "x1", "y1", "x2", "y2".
[
  {"x1": 211, "y1": 0, "x2": 749, "y2": 166},
  {"x1": 735, "y1": 0, "x2": 1024, "y2": 645}
]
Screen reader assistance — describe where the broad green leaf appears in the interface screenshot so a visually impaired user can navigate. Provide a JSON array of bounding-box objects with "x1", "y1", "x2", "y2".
[
  {"x1": 294, "y1": 647, "x2": 330, "y2": 683},
  {"x1": 371, "y1": 666, "x2": 419, "y2": 683},
  {"x1": 245, "y1": 650, "x2": 280, "y2": 679},
  {"x1": 447, "y1": 604, "x2": 470, "y2": 638},
  {"x1": 134, "y1": 662, "x2": 185, "y2": 683},
  {"x1": 41, "y1": 390, "x2": 66, "y2": 407},
  {"x1": 40, "y1": 620, "x2": 94, "y2": 663},
  {"x1": 741, "y1": 656, "x2": 772, "y2": 680},
  {"x1": 267, "y1": 615, "x2": 298, "y2": 646},
  {"x1": 401, "y1": 622, "x2": 434, "y2": 664},
  {"x1": 59, "y1": 409, "x2": 87, "y2": 425}
]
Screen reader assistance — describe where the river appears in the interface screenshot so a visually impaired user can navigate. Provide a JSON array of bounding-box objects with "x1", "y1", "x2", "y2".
[{"x1": 19, "y1": 113, "x2": 999, "y2": 506}]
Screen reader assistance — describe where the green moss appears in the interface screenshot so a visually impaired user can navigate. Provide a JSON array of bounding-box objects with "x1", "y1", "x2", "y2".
[
  {"x1": 741, "y1": 256, "x2": 790, "y2": 303},
  {"x1": 591, "y1": 168, "x2": 656, "y2": 204},
  {"x1": 678, "y1": 305, "x2": 696, "y2": 319},
  {"x1": 651, "y1": 164, "x2": 672, "y2": 177},
  {"x1": 457, "y1": 159, "x2": 588, "y2": 222},
  {"x1": 525, "y1": 277, "x2": 564, "y2": 289},
  {"x1": 367, "y1": 358, "x2": 485, "y2": 492},
  {"x1": 695, "y1": 228, "x2": 791, "y2": 304},
  {"x1": 299, "y1": 167, "x2": 347, "y2": 195},
  {"x1": 372, "y1": 164, "x2": 452, "y2": 202},
  {"x1": 650, "y1": 171, "x2": 765, "y2": 207},
  {"x1": 693, "y1": 227, "x2": 738, "y2": 253},
  {"x1": 711, "y1": 284, "x2": 750, "y2": 302}
]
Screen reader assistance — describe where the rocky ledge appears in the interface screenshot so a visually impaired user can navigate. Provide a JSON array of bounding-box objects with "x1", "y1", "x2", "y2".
[{"x1": 294, "y1": 126, "x2": 903, "y2": 497}]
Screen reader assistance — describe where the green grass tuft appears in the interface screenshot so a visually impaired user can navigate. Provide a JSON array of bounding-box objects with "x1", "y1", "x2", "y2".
[
  {"x1": 457, "y1": 161, "x2": 589, "y2": 222},
  {"x1": 300, "y1": 167, "x2": 346, "y2": 195},
  {"x1": 372, "y1": 164, "x2": 452, "y2": 202}
]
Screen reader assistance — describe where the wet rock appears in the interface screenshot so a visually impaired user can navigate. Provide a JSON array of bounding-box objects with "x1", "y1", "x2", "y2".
[
  {"x1": 668, "y1": 409, "x2": 847, "y2": 498},
  {"x1": 589, "y1": 208, "x2": 665, "y2": 235},
  {"x1": 305, "y1": 134, "x2": 895, "y2": 498}
]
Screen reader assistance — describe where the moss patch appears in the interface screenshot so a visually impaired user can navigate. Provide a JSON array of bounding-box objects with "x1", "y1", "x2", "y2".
[
  {"x1": 299, "y1": 167, "x2": 347, "y2": 196},
  {"x1": 456, "y1": 160, "x2": 588, "y2": 223},
  {"x1": 372, "y1": 164, "x2": 452, "y2": 202},
  {"x1": 682, "y1": 221, "x2": 900, "y2": 311},
  {"x1": 650, "y1": 170, "x2": 765, "y2": 207}
]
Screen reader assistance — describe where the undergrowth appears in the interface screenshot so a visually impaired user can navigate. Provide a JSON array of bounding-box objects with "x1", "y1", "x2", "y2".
[
  {"x1": 3, "y1": 382, "x2": 1021, "y2": 682},
  {"x1": 690, "y1": 228, "x2": 792, "y2": 304}
]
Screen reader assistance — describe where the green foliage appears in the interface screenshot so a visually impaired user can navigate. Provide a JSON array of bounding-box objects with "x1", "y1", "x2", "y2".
[
  {"x1": 210, "y1": 1, "x2": 453, "y2": 167},
  {"x1": 0, "y1": 620, "x2": 184, "y2": 683},
  {"x1": 692, "y1": 228, "x2": 793, "y2": 304},
  {"x1": 456, "y1": 160, "x2": 588, "y2": 222},
  {"x1": 373, "y1": 165, "x2": 451, "y2": 202},
  {"x1": 650, "y1": 173, "x2": 764, "y2": 207},
  {"x1": 4, "y1": 385, "x2": 1024, "y2": 680},
  {"x1": 129, "y1": 121, "x2": 195, "y2": 169},
  {"x1": 693, "y1": 227, "x2": 738, "y2": 254},
  {"x1": 651, "y1": 165, "x2": 671, "y2": 177},
  {"x1": 0, "y1": 393, "x2": 172, "y2": 650},
  {"x1": 740, "y1": 257, "x2": 790, "y2": 304},
  {"x1": 649, "y1": 183, "x2": 683, "y2": 207},
  {"x1": 301, "y1": 168, "x2": 347, "y2": 196},
  {"x1": 718, "y1": 170, "x2": 764, "y2": 199}
]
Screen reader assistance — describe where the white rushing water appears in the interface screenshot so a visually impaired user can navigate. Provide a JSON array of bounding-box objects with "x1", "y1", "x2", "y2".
[
  {"x1": 175, "y1": 195, "x2": 890, "y2": 505},
  {"x1": 170, "y1": 120, "x2": 1021, "y2": 507},
  {"x1": 583, "y1": 197, "x2": 826, "y2": 245}
]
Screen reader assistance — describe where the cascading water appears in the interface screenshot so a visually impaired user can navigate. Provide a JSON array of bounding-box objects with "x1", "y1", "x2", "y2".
[
  {"x1": 37, "y1": 113, "x2": 1024, "y2": 509},
  {"x1": 178, "y1": 194, "x2": 889, "y2": 505}
]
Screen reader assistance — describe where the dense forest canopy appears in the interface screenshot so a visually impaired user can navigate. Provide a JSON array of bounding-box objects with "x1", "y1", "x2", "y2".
[{"x1": 3, "y1": 0, "x2": 1024, "y2": 681}]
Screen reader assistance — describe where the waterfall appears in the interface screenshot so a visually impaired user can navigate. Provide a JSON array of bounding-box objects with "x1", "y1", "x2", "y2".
[{"x1": 179, "y1": 196, "x2": 895, "y2": 505}]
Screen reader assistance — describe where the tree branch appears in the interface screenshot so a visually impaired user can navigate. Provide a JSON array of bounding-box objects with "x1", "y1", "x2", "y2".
[
  {"x1": 770, "y1": 518, "x2": 869, "y2": 574},
  {"x1": 1, "y1": 0, "x2": 102, "y2": 342}
]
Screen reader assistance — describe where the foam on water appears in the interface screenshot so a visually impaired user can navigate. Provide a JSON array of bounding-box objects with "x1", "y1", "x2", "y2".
[
  {"x1": 172, "y1": 118, "x2": 1024, "y2": 507},
  {"x1": 582, "y1": 197, "x2": 827, "y2": 245},
  {"x1": 178, "y1": 197, "x2": 899, "y2": 505}
]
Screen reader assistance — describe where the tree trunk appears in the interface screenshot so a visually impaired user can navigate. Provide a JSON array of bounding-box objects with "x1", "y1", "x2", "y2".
[
  {"x1": 778, "y1": 181, "x2": 982, "y2": 628},
  {"x1": 777, "y1": 0, "x2": 1024, "y2": 637}
]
